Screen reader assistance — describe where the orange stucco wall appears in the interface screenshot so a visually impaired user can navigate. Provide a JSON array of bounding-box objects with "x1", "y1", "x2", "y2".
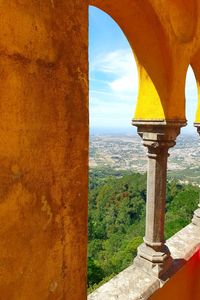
[
  {"x1": 0, "y1": 1, "x2": 88, "y2": 299},
  {"x1": 150, "y1": 251, "x2": 200, "y2": 300}
]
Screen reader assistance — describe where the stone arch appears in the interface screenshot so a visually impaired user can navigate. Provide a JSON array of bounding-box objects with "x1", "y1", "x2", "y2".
[
  {"x1": 89, "y1": 6, "x2": 138, "y2": 131},
  {"x1": 167, "y1": 0, "x2": 197, "y2": 43},
  {"x1": 90, "y1": 0, "x2": 173, "y2": 121}
]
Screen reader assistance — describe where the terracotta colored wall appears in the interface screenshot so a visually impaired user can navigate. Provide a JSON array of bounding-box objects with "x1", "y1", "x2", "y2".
[
  {"x1": 0, "y1": 1, "x2": 88, "y2": 299},
  {"x1": 150, "y1": 251, "x2": 200, "y2": 300}
]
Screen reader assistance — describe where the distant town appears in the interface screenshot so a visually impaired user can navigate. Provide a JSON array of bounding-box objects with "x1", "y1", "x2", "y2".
[{"x1": 89, "y1": 133, "x2": 200, "y2": 186}]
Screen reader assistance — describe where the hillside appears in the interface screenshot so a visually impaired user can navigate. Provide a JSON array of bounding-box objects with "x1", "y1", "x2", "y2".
[{"x1": 88, "y1": 167, "x2": 199, "y2": 291}]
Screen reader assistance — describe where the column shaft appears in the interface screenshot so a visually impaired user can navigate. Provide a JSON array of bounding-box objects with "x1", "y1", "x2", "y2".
[
  {"x1": 132, "y1": 122, "x2": 184, "y2": 278},
  {"x1": 145, "y1": 145, "x2": 168, "y2": 250},
  {"x1": 192, "y1": 124, "x2": 200, "y2": 226}
]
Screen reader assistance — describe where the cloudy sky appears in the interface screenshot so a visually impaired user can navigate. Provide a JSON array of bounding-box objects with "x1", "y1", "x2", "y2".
[{"x1": 89, "y1": 6, "x2": 198, "y2": 134}]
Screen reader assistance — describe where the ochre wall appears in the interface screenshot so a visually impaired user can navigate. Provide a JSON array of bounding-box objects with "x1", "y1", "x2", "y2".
[
  {"x1": 0, "y1": 1, "x2": 88, "y2": 299},
  {"x1": 150, "y1": 251, "x2": 200, "y2": 300}
]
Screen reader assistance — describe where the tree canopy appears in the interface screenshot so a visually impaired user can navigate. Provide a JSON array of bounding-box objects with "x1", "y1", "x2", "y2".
[{"x1": 88, "y1": 167, "x2": 199, "y2": 292}]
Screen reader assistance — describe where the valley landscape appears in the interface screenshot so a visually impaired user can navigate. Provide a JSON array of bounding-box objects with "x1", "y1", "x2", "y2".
[
  {"x1": 88, "y1": 133, "x2": 200, "y2": 291},
  {"x1": 90, "y1": 133, "x2": 200, "y2": 185}
]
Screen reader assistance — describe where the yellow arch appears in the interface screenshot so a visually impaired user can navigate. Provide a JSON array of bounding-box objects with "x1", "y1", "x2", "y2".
[
  {"x1": 90, "y1": 0, "x2": 172, "y2": 121},
  {"x1": 90, "y1": 0, "x2": 200, "y2": 124}
]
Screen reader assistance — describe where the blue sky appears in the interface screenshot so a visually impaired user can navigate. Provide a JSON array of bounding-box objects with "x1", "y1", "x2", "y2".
[{"x1": 89, "y1": 6, "x2": 198, "y2": 134}]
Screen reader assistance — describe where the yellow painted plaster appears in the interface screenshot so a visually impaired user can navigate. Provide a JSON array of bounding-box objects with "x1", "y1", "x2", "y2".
[
  {"x1": 90, "y1": 0, "x2": 200, "y2": 124},
  {"x1": 134, "y1": 65, "x2": 165, "y2": 120}
]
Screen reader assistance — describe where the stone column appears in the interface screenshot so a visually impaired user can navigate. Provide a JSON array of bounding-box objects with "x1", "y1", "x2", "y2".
[
  {"x1": 132, "y1": 121, "x2": 185, "y2": 278},
  {"x1": 192, "y1": 123, "x2": 200, "y2": 226},
  {"x1": 192, "y1": 200, "x2": 200, "y2": 226}
]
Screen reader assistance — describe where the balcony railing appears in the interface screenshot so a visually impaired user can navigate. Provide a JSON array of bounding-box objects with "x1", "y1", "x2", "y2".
[
  {"x1": 88, "y1": 121, "x2": 200, "y2": 299},
  {"x1": 88, "y1": 223, "x2": 200, "y2": 299}
]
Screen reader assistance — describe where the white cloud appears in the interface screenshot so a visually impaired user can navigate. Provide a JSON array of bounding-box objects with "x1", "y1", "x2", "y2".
[
  {"x1": 89, "y1": 90, "x2": 137, "y2": 105},
  {"x1": 90, "y1": 51, "x2": 199, "y2": 130},
  {"x1": 90, "y1": 101, "x2": 134, "y2": 128},
  {"x1": 109, "y1": 75, "x2": 137, "y2": 93},
  {"x1": 90, "y1": 49, "x2": 138, "y2": 94},
  {"x1": 89, "y1": 49, "x2": 139, "y2": 129}
]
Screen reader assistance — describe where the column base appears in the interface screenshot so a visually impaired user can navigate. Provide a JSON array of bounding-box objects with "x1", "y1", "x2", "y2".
[
  {"x1": 192, "y1": 208, "x2": 200, "y2": 226},
  {"x1": 133, "y1": 243, "x2": 173, "y2": 278}
]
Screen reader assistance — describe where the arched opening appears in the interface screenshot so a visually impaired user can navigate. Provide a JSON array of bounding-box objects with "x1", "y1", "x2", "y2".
[
  {"x1": 90, "y1": 0, "x2": 174, "y2": 122},
  {"x1": 88, "y1": 6, "x2": 200, "y2": 292},
  {"x1": 88, "y1": 6, "x2": 143, "y2": 291},
  {"x1": 88, "y1": 2, "x2": 200, "y2": 299},
  {"x1": 185, "y1": 66, "x2": 198, "y2": 133},
  {"x1": 166, "y1": 66, "x2": 199, "y2": 239},
  {"x1": 89, "y1": 6, "x2": 138, "y2": 135}
]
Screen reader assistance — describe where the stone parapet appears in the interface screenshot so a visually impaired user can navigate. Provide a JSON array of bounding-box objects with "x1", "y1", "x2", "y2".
[{"x1": 88, "y1": 223, "x2": 200, "y2": 300}]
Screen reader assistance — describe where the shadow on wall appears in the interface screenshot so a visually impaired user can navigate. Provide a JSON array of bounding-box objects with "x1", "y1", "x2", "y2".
[{"x1": 150, "y1": 250, "x2": 200, "y2": 300}]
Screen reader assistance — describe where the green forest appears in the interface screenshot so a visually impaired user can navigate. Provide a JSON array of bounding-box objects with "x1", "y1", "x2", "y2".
[{"x1": 88, "y1": 167, "x2": 199, "y2": 292}]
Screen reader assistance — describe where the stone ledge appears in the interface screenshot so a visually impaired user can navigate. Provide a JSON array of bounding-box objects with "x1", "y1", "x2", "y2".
[
  {"x1": 166, "y1": 223, "x2": 200, "y2": 261},
  {"x1": 88, "y1": 223, "x2": 200, "y2": 300},
  {"x1": 88, "y1": 264, "x2": 160, "y2": 300}
]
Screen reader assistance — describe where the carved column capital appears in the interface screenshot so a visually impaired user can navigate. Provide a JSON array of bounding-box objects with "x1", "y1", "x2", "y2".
[
  {"x1": 194, "y1": 122, "x2": 200, "y2": 135},
  {"x1": 133, "y1": 121, "x2": 184, "y2": 143},
  {"x1": 132, "y1": 120, "x2": 186, "y2": 278}
]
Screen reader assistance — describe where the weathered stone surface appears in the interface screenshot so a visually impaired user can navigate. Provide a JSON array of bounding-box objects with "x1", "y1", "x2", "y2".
[
  {"x1": 150, "y1": 224, "x2": 200, "y2": 300},
  {"x1": 88, "y1": 265, "x2": 160, "y2": 300},
  {"x1": 166, "y1": 223, "x2": 200, "y2": 262},
  {"x1": 132, "y1": 123, "x2": 184, "y2": 278},
  {"x1": 88, "y1": 223, "x2": 200, "y2": 300},
  {"x1": 90, "y1": 0, "x2": 200, "y2": 123},
  {"x1": 0, "y1": 1, "x2": 88, "y2": 299},
  {"x1": 192, "y1": 125, "x2": 200, "y2": 226},
  {"x1": 192, "y1": 206, "x2": 200, "y2": 226}
]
